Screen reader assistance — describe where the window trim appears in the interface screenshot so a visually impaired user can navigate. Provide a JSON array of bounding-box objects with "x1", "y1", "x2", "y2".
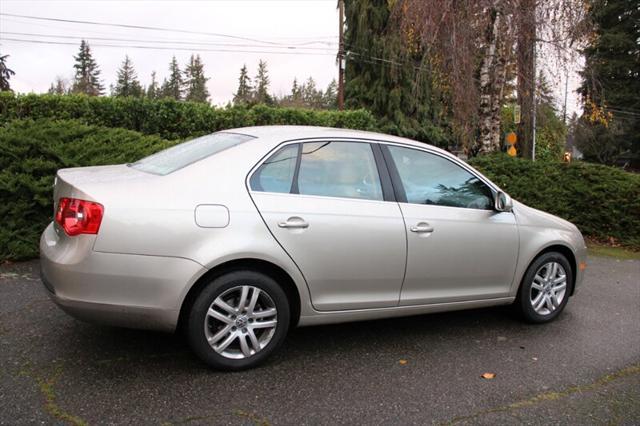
[
  {"x1": 246, "y1": 136, "x2": 500, "y2": 207},
  {"x1": 379, "y1": 143, "x2": 498, "y2": 211},
  {"x1": 247, "y1": 138, "x2": 396, "y2": 203}
]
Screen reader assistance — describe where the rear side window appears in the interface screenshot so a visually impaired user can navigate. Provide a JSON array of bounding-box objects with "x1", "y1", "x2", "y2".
[
  {"x1": 131, "y1": 132, "x2": 254, "y2": 175},
  {"x1": 251, "y1": 141, "x2": 384, "y2": 202},
  {"x1": 250, "y1": 144, "x2": 299, "y2": 193},
  {"x1": 297, "y1": 142, "x2": 383, "y2": 201}
]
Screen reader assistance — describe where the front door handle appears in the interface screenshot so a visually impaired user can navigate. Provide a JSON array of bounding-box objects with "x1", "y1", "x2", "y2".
[
  {"x1": 278, "y1": 217, "x2": 309, "y2": 229},
  {"x1": 410, "y1": 222, "x2": 434, "y2": 233}
]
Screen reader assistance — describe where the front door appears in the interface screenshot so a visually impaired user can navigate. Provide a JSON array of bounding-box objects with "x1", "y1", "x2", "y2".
[
  {"x1": 383, "y1": 145, "x2": 519, "y2": 305},
  {"x1": 249, "y1": 141, "x2": 407, "y2": 311}
]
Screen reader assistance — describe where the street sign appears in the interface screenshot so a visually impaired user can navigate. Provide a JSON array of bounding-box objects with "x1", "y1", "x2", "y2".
[{"x1": 514, "y1": 105, "x2": 521, "y2": 124}]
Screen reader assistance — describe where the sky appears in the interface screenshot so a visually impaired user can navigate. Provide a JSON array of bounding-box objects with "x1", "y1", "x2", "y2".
[
  {"x1": 0, "y1": 0, "x2": 340, "y2": 105},
  {"x1": 0, "y1": 0, "x2": 581, "y2": 114}
]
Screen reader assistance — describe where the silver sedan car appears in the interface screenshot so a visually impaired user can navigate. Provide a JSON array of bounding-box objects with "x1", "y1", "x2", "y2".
[{"x1": 40, "y1": 126, "x2": 587, "y2": 370}]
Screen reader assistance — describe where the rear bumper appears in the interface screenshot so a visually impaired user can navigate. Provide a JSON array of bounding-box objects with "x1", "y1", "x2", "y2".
[{"x1": 40, "y1": 223, "x2": 206, "y2": 332}]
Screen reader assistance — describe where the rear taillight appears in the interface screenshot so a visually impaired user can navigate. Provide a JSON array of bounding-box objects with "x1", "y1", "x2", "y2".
[{"x1": 55, "y1": 197, "x2": 104, "y2": 236}]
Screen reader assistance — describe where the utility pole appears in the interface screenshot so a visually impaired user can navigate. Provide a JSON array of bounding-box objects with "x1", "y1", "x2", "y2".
[
  {"x1": 531, "y1": 38, "x2": 537, "y2": 161},
  {"x1": 562, "y1": 67, "x2": 569, "y2": 123},
  {"x1": 337, "y1": 0, "x2": 345, "y2": 110}
]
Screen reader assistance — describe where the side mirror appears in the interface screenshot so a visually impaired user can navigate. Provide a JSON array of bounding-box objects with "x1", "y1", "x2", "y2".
[{"x1": 494, "y1": 191, "x2": 513, "y2": 212}]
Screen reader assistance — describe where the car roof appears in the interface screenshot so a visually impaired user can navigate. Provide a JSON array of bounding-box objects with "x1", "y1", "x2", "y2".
[{"x1": 222, "y1": 125, "x2": 452, "y2": 157}]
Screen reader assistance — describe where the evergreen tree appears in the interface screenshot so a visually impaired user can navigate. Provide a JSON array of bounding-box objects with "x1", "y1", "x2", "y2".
[
  {"x1": 184, "y1": 54, "x2": 210, "y2": 103},
  {"x1": 302, "y1": 77, "x2": 322, "y2": 108},
  {"x1": 71, "y1": 40, "x2": 104, "y2": 96},
  {"x1": 233, "y1": 64, "x2": 253, "y2": 105},
  {"x1": 161, "y1": 56, "x2": 183, "y2": 100},
  {"x1": 577, "y1": 0, "x2": 639, "y2": 165},
  {"x1": 323, "y1": 79, "x2": 338, "y2": 109},
  {"x1": 0, "y1": 54, "x2": 15, "y2": 92},
  {"x1": 113, "y1": 55, "x2": 143, "y2": 97},
  {"x1": 48, "y1": 77, "x2": 68, "y2": 95},
  {"x1": 253, "y1": 59, "x2": 274, "y2": 105},
  {"x1": 146, "y1": 71, "x2": 159, "y2": 99},
  {"x1": 345, "y1": 0, "x2": 446, "y2": 146},
  {"x1": 291, "y1": 78, "x2": 302, "y2": 103}
]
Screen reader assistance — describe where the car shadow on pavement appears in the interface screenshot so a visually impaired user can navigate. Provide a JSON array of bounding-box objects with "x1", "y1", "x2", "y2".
[{"x1": 59, "y1": 304, "x2": 528, "y2": 374}]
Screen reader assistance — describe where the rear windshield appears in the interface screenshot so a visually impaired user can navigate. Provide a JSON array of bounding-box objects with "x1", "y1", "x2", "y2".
[{"x1": 130, "y1": 132, "x2": 255, "y2": 175}]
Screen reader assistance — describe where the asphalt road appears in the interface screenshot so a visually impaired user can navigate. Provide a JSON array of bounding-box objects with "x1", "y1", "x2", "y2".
[{"x1": 1, "y1": 256, "x2": 638, "y2": 425}]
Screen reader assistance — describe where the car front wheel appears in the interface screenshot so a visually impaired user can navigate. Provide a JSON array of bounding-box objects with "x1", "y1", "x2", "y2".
[
  {"x1": 516, "y1": 252, "x2": 573, "y2": 323},
  {"x1": 186, "y1": 270, "x2": 290, "y2": 370}
]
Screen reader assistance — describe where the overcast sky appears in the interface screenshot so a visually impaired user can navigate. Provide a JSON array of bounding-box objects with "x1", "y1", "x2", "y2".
[
  {"x1": 0, "y1": 0, "x2": 339, "y2": 105},
  {"x1": 0, "y1": 0, "x2": 581, "y2": 114}
]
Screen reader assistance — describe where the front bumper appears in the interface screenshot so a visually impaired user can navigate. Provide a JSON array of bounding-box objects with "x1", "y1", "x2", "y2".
[
  {"x1": 40, "y1": 222, "x2": 206, "y2": 332},
  {"x1": 572, "y1": 243, "x2": 588, "y2": 295}
]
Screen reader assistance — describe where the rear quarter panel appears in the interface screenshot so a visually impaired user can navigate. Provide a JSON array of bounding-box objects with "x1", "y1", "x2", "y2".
[{"x1": 89, "y1": 142, "x2": 315, "y2": 317}]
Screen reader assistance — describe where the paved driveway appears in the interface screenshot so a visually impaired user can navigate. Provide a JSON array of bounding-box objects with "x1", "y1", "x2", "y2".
[{"x1": 1, "y1": 256, "x2": 638, "y2": 425}]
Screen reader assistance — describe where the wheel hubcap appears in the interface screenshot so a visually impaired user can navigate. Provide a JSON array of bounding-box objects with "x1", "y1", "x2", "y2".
[
  {"x1": 204, "y1": 285, "x2": 278, "y2": 360},
  {"x1": 530, "y1": 261, "x2": 567, "y2": 316}
]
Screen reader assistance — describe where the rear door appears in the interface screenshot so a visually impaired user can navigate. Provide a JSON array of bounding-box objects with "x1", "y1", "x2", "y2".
[{"x1": 249, "y1": 140, "x2": 407, "y2": 311}]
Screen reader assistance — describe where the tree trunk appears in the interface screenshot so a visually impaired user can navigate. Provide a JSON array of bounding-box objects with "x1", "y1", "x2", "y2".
[
  {"x1": 489, "y1": 42, "x2": 508, "y2": 151},
  {"x1": 476, "y1": 10, "x2": 501, "y2": 155},
  {"x1": 517, "y1": 0, "x2": 536, "y2": 159},
  {"x1": 476, "y1": 5, "x2": 511, "y2": 156}
]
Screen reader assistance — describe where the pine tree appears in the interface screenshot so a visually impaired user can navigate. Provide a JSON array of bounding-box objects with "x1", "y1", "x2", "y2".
[
  {"x1": 323, "y1": 79, "x2": 338, "y2": 109},
  {"x1": 233, "y1": 64, "x2": 253, "y2": 105},
  {"x1": 302, "y1": 77, "x2": 324, "y2": 108},
  {"x1": 183, "y1": 54, "x2": 210, "y2": 103},
  {"x1": 0, "y1": 54, "x2": 15, "y2": 92},
  {"x1": 161, "y1": 56, "x2": 183, "y2": 100},
  {"x1": 113, "y1": 55, "x2": 143, "y2": 97},
  {"x1": 577, "y1": 0, "x2": 639, "y2": 165},
  {"x1": 291, "y1": 78, "x2": 302, "y2": 102},
  {"x1": 146, "y1": 71, "x2": 159, "y2": 99},
  {"x1": 253, "y1": 59, "x2": 273, "y2": 105},
  {"x1": 48, "y1": 77, "x2": 68, "y2": 95},
  {"x1": 345, "y1": 0, "x2": 446, "y2": 146},
  {"x1": 71, "y1": 40, "x2": 104, "y2": 96}
]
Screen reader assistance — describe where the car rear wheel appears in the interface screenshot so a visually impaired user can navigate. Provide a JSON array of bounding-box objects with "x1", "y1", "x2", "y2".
[
  {"x1": 516, "y1": 252, "x2": 573, "y2": 323},
  {"x1": 186, "y1": 270, "x2": 290, "y2": 370}
]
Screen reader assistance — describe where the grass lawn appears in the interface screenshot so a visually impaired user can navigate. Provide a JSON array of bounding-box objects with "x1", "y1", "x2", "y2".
[{"x1": 587, "y1": 243, "x2": 640, "y2": 260}]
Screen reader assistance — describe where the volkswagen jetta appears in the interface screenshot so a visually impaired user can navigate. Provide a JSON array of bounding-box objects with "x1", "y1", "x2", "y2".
[{"x1": 40, "y1": 126, "x2": 587, "y2": 370}]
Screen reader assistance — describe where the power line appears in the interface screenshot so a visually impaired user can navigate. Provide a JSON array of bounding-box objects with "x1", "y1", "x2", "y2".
[
  {"x1": 0, "y1": 12, "x2": 325, "y2": 46},
  {"x1": 0, "y1": 37, "x2": 337, "y2": 56},
  {"x1": 0, "y1": 31, "x2": 337, "y2": 51}
]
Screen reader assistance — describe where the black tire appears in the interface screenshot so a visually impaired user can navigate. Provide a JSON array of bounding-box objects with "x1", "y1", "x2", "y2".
[
  {"x1": 187, "y1": 270, "x2": 290, "y2": 370},
  {"x1": 515, "y1": 251, "x2": 573, "y2": 324}
]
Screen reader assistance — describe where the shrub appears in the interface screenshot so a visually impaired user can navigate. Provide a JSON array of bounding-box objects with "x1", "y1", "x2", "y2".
[
  {"x1": 0, "y1": 93, "x2": 379, "y2": 140},
  {"x1": 0, "y1": 119, "x2": 172, "y2": 260},
  {"x1": 469, "y1": 154, "x2": 640, "y2": 248},
  {"x1": 2, "y1": 119, "x2": 638, "y2": 261}
]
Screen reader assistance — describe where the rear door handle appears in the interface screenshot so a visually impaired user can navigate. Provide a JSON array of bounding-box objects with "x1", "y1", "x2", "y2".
[
  {"x1": 410, "y1": 222, "x2": 434, "y2": 233},
  {"x1": 278, "y1": 217, "x2": 309, "y2": 229}
]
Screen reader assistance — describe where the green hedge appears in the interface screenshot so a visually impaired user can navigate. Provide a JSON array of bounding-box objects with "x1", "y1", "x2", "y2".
[
  {"x1": 2, "y1": 119, "x2": 639, "y2": 261},
  {"x1": 0, "y1": 92, "x2": 378, "y2": 140},
  {"x1": 469, "y1": 154, "x2": 640, "y2": 247},
  {"x1": 0, "y1": 119, "x2": 172, "y2": 260}
]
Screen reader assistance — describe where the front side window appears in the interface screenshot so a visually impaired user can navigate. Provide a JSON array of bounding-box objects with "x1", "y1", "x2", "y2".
[
  {"x1": 297, "y1": 142, "x2": 384, "y2": 201},
  {"x1": 388, "y1": 146, "x2": 493, "y2": 210},
  {"x1": 250, "y1": 144, "x2": 298, "y2": 193},
  {"x1": 131, "y1": 132, "x2": 254, "y2": 175}
]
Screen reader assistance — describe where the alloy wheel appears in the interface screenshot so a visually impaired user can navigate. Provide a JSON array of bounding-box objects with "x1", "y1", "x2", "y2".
[
  {"x1": 529, "y1": 261, "x2": 568, "y2": 316},
  {"x1": 204, "y1": 285, "x2": 278, "y2": 360}
]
